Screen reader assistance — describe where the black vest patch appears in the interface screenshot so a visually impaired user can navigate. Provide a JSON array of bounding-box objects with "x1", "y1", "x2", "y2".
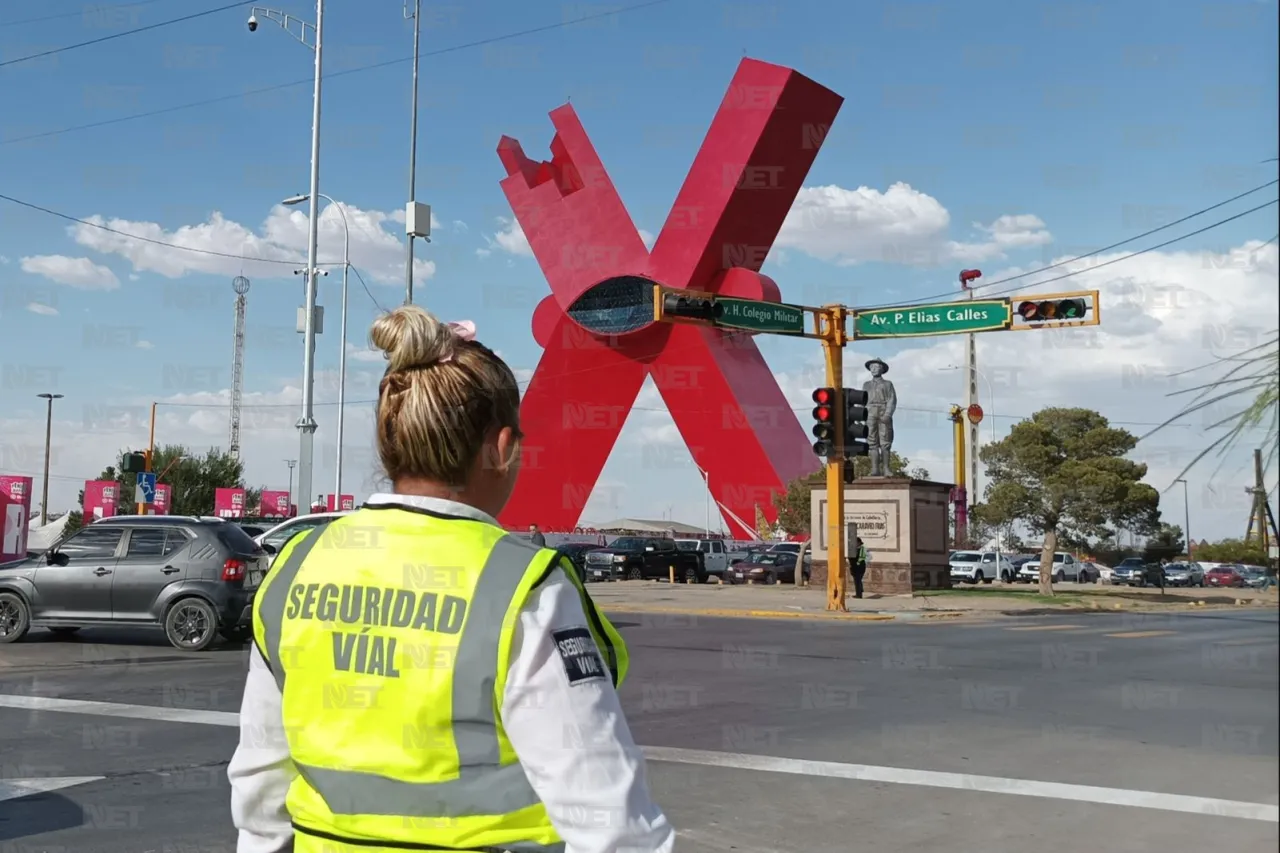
[{"x1": 551, "y1": 627, "x2": 607, "y2": 686}]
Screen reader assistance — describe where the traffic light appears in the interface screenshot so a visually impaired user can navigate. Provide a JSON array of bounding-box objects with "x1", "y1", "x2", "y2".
[
  {"x1": 661, "y1": 291, "x2": 723, "y2": 322},
  {"x1": 844, "y1": 388, "x2": 870, "y2": 457},
  {"x1": 1016, "y1": 297, "x2": 1087, "y2": 323},
  {"x1": 123, "y1": 452, "x2": 147, "y2": 474},
  {"x1": 811, "y1": 387, "x2": 838, "y2": 457}
]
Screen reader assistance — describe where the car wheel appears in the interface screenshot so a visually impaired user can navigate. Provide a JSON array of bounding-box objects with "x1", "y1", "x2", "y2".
[
  {"x1": 765, "y1": 571, "x2": 778, "y2": 585},
  {"x1": 683, "y1": 567, "x2": 700, "y2": 584},
  {"x1": 0, "y1": 592, "x2": 31, "y2": 644},
  {"x1": 972, "y1": 570, "x2": 984, "y2": 585},
  {"x1": 1055, "y1": 571, "x2": 1065, "y2": 583},
  {"x1": 164, "y1": 598, "x2": 218, "y2": 652},
  {"x1": 49, "y1": 626, "x2": 81, "y2": 637},
  {"x1": 627, "y1": 567, "x2": 643, "y2": 581}
]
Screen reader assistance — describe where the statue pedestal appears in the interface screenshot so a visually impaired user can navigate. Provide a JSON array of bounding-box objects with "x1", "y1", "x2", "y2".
[{"x1": 808, "y1": 478, "x2": 953, "y2": 594}]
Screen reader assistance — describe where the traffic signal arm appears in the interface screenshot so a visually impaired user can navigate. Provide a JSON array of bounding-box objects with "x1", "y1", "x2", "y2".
[{"x1": 1008, "y1": 290, "x2": 1100, "y2": 330}]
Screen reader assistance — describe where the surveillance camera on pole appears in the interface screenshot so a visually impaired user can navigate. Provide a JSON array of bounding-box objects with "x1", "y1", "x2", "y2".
[{"x1": 247, "y1": 13, "x2": 258, "y2": 31}]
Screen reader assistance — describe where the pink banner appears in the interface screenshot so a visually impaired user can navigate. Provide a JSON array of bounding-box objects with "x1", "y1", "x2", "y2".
[
  {"x1": 0, "y1": 475, "x2": 34, "y2": 562},
  {"x1": 325, "y1": 494, "x2": 356, "y2": 512},
  {"x1": 215, "y1": 487, "x2": 246, "y2": 518},
  {"x1": 153, "y1": 483, "x2": 172, "y2": 515},
  {"x1": 259, "y1": 490, "x2": 292, "y2": 518},
  {"x1": 83, "y1": 480, "x2": 118, "y2": 522}
]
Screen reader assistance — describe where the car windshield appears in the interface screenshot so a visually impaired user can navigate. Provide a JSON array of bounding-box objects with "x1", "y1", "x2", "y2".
[
  {"x1": 1165, "y1": 563, "x2": 1191, "y2": 571},
  {"x1": 951, "y1": 553, "x2": 981, "y2": 562},
  {"x1": 1118, "y1": 558, "x2": 1144, "y2": 567},
  {"x1": 675, "y1": 541, "x2": 697, "y2": 551},
  {"x1": 609, "y1": 538, "x2": 645, "y2": 551},
  {"x1": 752, "y1": 554, "x2": 781, "y2": 565}
]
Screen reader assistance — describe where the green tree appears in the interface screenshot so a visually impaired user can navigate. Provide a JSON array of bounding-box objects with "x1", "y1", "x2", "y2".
[
  {"x1": 1142, "y1": 523, "x2": 1185, "y2": 563},
  {"x1": 1192, "y1": 538, "x2": 1269, "y2": 566},
  {"x1": 771, "y1": 452, "x2": 929, "y2": 536},
  {"x1": 975, "y1": 408, "x2": 1160, "y2": 595},
  {"x1": 95, "y1": 445, "x2": 261, "y2": 517}
]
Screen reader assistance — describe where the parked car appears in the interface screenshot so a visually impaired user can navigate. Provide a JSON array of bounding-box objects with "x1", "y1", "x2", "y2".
[
  {"x1": 1017, "y1": 552, "x2": 1083, "y2": 583},
  {"x1": 1078, "y1": 561, "x2": 1108, "y2": 583},
  {"x1": 765, "y1": 542, "x2": 812, "y2": 581},
  {"x1": 1160, "y1": 561, "x2": 1205, "y2": 588},
  {"x1": 949, "y1": 550, "x2": 1015, "y2": 584},
  {"x1": 1239, "y1": 566, "x2": 1275, "y2": 589},
  {"x1": 583, "y1": 536, "x2": 705, "y2": 583},
  {"x1": 255, "y1": 511, "x2": 352, "y2": 566},
  {"x1": 1205, "y1": 564, "x2": 1247, "y2": 588},
  {"x1": 674, "y1": 538, "x2": 730, "y2": 580},
  {"x1": 726, "y1": 550, "x2": 801, "y2": 585},
  {"x1": 555, "y1": 542, "x2": 604, "y2": 583},
  {"x1": 0, "y1": 516, "x2": 269, "y2": 651},
  {"x1": 1110, "y1": 557, "x2": 1147, "y2": 585}
]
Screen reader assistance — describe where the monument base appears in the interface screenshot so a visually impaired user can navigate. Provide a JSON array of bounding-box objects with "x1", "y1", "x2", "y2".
[{"x1": 807, "y1": 476, "x2": 953, "y2": 594}]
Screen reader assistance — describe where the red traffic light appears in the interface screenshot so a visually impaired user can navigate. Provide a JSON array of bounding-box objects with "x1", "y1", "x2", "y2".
[
  {"x1": 812, "y1": 387, "x2": 834, "y2": 405},
  {"x1": 813, "y1": 406, "x2": 831, "y2": 421}
]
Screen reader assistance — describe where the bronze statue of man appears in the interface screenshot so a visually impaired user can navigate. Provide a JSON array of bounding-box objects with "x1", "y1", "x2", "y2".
[{"x1": 862, "y1": 358, "x2": 897, "y2": 476}]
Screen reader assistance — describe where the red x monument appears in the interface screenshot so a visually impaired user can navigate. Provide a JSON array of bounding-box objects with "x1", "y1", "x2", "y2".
[{"x1": 496, "y1": 58, "x2": 843, "y2": 538}]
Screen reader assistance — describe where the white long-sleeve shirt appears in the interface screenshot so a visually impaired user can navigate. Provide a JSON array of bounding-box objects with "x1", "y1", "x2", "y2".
[{"x1": 228, "y1": 494, "x2": 675, "y2": 853}]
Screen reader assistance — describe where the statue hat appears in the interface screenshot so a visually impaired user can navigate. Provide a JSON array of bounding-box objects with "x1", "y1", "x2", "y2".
[{"x1": 865, "y1": 358, "x2": 889, "y2": 374}]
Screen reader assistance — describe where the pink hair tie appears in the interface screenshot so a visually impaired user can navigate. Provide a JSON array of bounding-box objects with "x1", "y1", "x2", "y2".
[{"x1": 438, "y1": 320, "x2": 476, "y2": 363}]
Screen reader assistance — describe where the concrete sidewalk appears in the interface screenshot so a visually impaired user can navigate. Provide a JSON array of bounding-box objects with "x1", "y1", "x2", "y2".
[{"x1": 587, "y1": 578, "x2": 1279, "y2": 622}]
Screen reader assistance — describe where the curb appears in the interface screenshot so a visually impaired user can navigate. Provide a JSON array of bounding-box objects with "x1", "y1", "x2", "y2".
[{"x1": 602, "y1": 605, "x2": 898, "y2": 622}]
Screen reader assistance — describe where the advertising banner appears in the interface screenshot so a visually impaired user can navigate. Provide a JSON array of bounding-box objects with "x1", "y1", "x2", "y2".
[
  {"x1": 326, "y1": 494, "x2": 356, "y2": 512},
  {"x1": 214, "y1": 487, "x2": 246, "y2": 518},
  {"x1": 259, "y1": 490, "x2": 292, "y2": 518},
  {"x1": 0, "y1": 475, "x2": 34, "y2": 562},
  {"x1": 83, "y1": 480, "x2": 119, "y2": 521},
  {"x1": 153, "y1": 483, "x2": 172, "y2": 515}
]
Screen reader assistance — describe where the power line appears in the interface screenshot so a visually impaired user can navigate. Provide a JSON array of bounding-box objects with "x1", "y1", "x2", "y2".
[
  {"x1": 862, "y1": 179, "x2": 1279, "y2": 310},
  {"x1": 349, "y1": 264, "x2": 387, "y2": 313},
  {"x1": 0, "y1": 0, "x2": 178, "y2": 28},
  {"x1": 0, "y1": 0, "x2": 253, "y2": 69},
  {"x1": 0, "y1": 0, "x2": 674, "y2": 145}
]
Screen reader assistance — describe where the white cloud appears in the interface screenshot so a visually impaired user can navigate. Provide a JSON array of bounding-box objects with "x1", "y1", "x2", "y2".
[
  {"x1": 20, "y1": 255, "x2": 120, "y2": 290},
  {"x1": 68, "y1": 203, "x2": 436, "y2": 286},
  {"x1": 345, "y1": 341, "x2": 387, "y2": 364},
  {"x1": 26, "y1": 302, "x2": 59, "y2": 316},
  {"x1": 777, "y1": 183, "x2": 1052, "y2": 267},
  {"x1": 135, "y1": 340, "x2": 154, "y2": 350},
  {"x1": 479, "y1": 216, "x2": 533, "y2": 258},
  {"x1": 0, "y1": 254, "x2": 10, "y2": 264}
]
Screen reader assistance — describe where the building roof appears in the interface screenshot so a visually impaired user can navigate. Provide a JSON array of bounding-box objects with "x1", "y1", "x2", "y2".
[{"x1": 592, "y1": 518, "x2": 709, "y2": 535}]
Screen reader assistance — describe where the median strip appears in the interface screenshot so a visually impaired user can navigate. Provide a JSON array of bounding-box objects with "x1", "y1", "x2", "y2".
[{"x1": 602, "y1": 604, "x2": 897, "y2": 622}]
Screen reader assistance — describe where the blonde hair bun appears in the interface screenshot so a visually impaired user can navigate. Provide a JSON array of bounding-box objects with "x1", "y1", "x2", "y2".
[{"x1": 370, "y1": 305, "x2": 459, "y2": 373}]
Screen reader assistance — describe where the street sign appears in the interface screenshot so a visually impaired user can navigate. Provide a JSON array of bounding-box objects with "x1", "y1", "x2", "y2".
[
  {"x1": 714, "y1": 297, "x2": 807, "y2": 335},
  {"x1": 852, "y1": 299, "x2": 1013, "y2": 339},
  {"x1": 967, "y1": 404, "x2": 984, "y2": 425},
  {"x1": 136, "y1": 472, "x2": 156, "y2": 504}
]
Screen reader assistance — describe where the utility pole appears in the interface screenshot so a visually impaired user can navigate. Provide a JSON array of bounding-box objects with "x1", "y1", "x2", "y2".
[
  {"x1": 959, "y1": 270, "x2": 982, "y2": 506},
  {"x1": 36, "y1": 393, "x2": 63, "y2": 526},
  {"x1": 818, "y1": 305, "x2": 850, "y2": 611},
  {"x1": 138, "y1": 403, "x2": 157, "y2": 516},
  {"x1": 404, "y1": 0, "x2": 423, "y2": 304},
  {"x1": 285, "y1": 459, "x2": 297, "y2": 515},
  {"x1": 1245, "y1": 448, "x2": 1277, "y2": 554}
]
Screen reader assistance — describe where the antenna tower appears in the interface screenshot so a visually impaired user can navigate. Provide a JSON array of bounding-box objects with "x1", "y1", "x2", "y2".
[{"x1": 230, "y1": 276, "x2": 251, "y2": 460}]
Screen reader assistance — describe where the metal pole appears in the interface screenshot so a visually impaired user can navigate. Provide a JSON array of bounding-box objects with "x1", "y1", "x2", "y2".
[
  {"x1": 404, "y1": 0, "x2": 422, "y2": 305},
  {"x1": 1180, "y1": 478, "x2": 1191, "y2": 559},
  {"x1": 822, "y1": 305, "x2": 849, "y2": 611},
  {"x1": 335, "y1": 204, "x2": 350, "y2": 502},
  {"x1": 296, "y1": 0, "x2": 325, "y2": 513},
  {"x1": 286, "y1": 459, "x2": 296, "y2": 515},
  {"x1": 38, "y1": 393, "x2": 60, "y2": 526}
]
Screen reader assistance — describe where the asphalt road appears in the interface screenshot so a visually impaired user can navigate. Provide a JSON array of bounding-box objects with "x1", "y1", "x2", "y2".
[{"x1": 1, "y1": 609, "x2": 1277, "y2": 852}]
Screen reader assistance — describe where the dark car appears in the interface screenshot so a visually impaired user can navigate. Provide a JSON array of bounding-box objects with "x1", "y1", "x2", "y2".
[
  {"x1": 555, "y1": 542, "x2": 604, "y2": 583},
  {"x1": 1113, "y1": 559, "x2": 1165, "y2": 587},
  {"x1": 725, "y1": 551, "x2": 800, "y2": 585},
  {"x1": 583, "y1": 536, "x2": 705, "y2": 583},
  {"x1": 0, "y1": 516, "x2": 270, "y2": 651}
]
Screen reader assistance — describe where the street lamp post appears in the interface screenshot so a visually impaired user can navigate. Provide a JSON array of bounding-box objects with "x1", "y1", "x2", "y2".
[
  {"x1": 403, "y1": 0, "x2": 422, "y2": 305},
  {"x1": 249, "y1": 2, "x2": 326, "y2": 520},
  {"x1": 284, "y1": 193, "x2": 349, "y2": 501},
  {"x1": 942, "y1": 364, "x2": 998, "y2": 556},
  {"x1": 695, "y1": 464, "x2": 711, "y2": 536},
  {"x1": 285, "y1": 459, "x2": 297, "y2": 515},
  {"x1": 36, "y1": 393, "x2": 63, "y2": 525},
  {"x1": 1175, "y1": 478, "x2": 1192, "y2": 559}
]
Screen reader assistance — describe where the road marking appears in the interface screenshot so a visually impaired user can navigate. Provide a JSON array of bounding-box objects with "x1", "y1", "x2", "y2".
[
  {"x1": 3, "y1": 693, "x2": 1276, "y2": 822},
  {"x1": 645, "y1": 747, "x2": 1279, "y2": 823},
  {"x1": 1106, "y1": 630, "x2": 1177, "y2": 638},
  {"x1": 1004, "y1": 624, "x2": 1087, "y2": 632},
  {"x1": 1214, "y1": 638, "x2": 1279, "y2": 646},
  {"x1": 0, "y1": 776, "x2": 104, "y2": 803},
  {"x1": 0, "y1": 694, "x2": 238, "y2": 726}
]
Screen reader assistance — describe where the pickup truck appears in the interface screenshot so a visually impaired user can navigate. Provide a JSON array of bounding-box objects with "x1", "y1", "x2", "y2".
[
  {"x1": 583, "y1": 536, "x2": 706, "y2": 583},
  {"x1": 674, "y1": 539, "x2": 729, "y2": 580}
]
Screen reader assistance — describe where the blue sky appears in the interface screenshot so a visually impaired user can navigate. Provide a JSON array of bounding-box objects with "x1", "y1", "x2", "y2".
[{"x1": 1, "y1": 0, "x2": 1277, "y2": 540}]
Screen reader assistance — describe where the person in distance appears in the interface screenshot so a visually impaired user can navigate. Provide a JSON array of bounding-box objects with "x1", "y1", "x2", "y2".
[{"x1": 228, "y1": 304, "x2": 675, "y2": 852}]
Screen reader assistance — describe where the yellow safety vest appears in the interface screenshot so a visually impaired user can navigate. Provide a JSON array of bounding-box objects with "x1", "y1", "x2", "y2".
[{"x1": 251, "y1": 503, "x2": 629, "y2": 853}]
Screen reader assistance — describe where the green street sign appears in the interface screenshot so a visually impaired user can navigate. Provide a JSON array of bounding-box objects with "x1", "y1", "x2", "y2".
[
  {"x1": 852, "y1": 299, "x2": 1012, "y2": 339},
  {"x1": 714, "y1": 297, "x2": 806, "y2": 335}
]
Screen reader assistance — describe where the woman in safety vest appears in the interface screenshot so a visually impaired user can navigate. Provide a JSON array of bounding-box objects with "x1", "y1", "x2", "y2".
[{"x1": 229, "y1": 305, "x2": 675, "y2": 852}]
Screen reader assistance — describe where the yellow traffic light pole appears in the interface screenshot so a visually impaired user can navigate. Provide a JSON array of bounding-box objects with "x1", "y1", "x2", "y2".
[
  {"x1": 949, "y1": 405, "x2": 967, "y2": 546},
  {"x1": 816, "y1": 305, "x2": 849, "y2": 611}
]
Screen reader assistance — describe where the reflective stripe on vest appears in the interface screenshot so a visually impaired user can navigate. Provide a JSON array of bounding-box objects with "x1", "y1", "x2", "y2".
[{"x1": 258, "y1": 530, "x2": 547, "y2": 820}]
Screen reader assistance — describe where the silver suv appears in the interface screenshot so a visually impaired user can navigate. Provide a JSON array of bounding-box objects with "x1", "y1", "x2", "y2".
[{"x1": 0, "y1": 516, "x2": 269, "y2": 651}]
